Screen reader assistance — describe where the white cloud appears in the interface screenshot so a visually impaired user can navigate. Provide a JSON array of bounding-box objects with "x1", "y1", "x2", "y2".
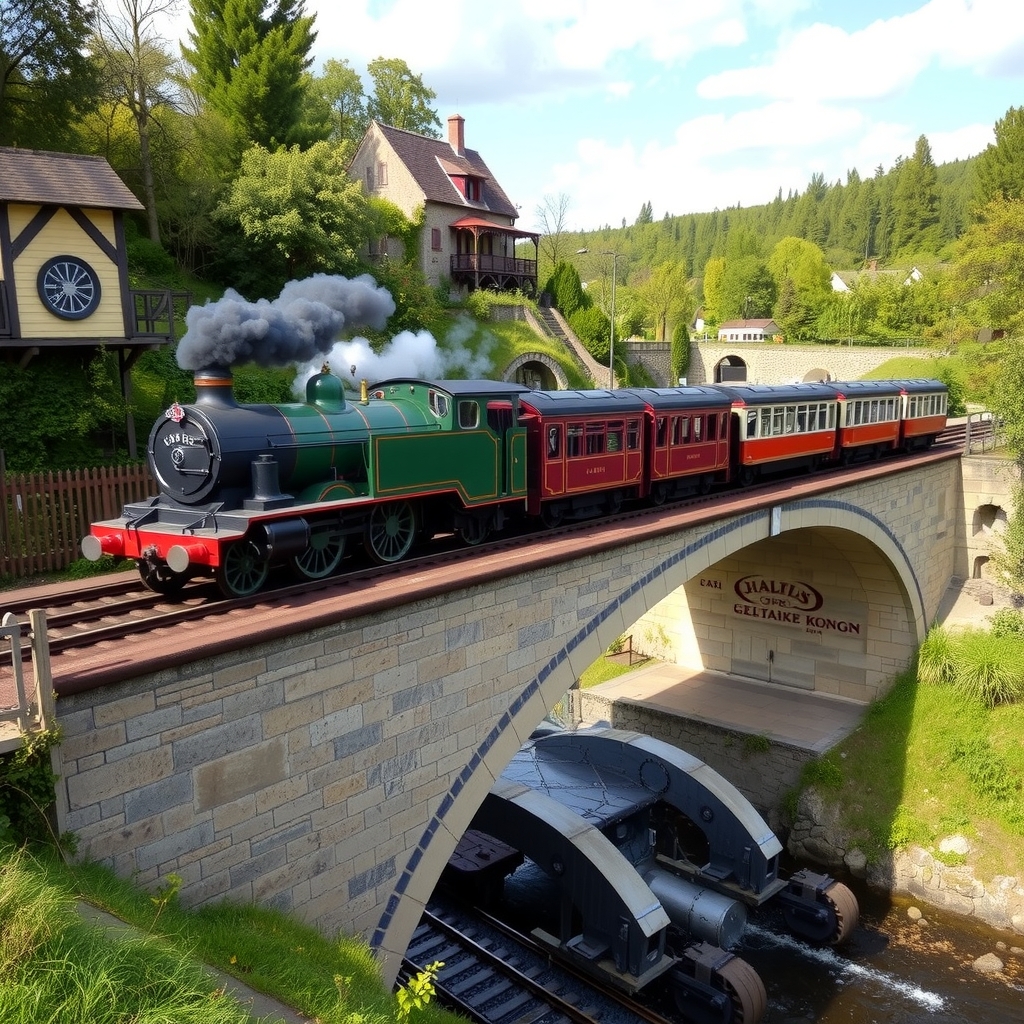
[{"x1": 698, "y1": 0, "x2": 1024, "y2": 103}]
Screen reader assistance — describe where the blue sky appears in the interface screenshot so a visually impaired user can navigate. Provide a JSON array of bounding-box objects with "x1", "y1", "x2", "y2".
[{"x1": 161, "y1": 0, "x2": 1024, "y2": 235}]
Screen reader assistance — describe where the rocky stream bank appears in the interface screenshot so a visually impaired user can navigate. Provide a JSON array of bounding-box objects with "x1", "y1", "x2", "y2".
[{"x1": 789, "y1": 786, "x2": 1024, "y2": 974}]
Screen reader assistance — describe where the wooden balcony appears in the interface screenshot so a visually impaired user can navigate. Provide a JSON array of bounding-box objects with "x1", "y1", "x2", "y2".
[{"x1": 450, "y1": 253, "x2": 538, "y2": 295}]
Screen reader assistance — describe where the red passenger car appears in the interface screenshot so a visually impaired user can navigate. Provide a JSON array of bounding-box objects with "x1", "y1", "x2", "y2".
[
  {"x1": 519, "y1": 389, "x2": 647, "y2": 525},
  {"x1": 624, "y1": 387, "x2": 733, "y2": 501},
  {"x1": 716, "y1": 383, "x2": 840, "y2": 485}
]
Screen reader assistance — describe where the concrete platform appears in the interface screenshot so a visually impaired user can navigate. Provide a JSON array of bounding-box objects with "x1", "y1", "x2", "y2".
[
  {"x1": 582, "y1": 578, "x2": 1018, "y2": 754},
  {"x1": 582, "y1": 662, "x2": 866, "y2": 753}
]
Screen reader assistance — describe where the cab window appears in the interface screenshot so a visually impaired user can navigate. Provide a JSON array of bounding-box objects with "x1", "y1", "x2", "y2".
[
  {"x1": 428, "y1": 390, "x2": 450, "y2": 418},
  {"x1": 458, "y1": 400, "x2": 479, "y2": 429}
]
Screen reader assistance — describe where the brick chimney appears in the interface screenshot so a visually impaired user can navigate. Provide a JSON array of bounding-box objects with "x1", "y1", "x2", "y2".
[{"x1": 448, "y1": 114, "x2": 465, "y2": 155}]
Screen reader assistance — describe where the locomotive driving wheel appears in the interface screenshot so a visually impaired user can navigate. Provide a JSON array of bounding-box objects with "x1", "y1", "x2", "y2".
[
  {"x1": 364, "y1": 500, "x2": 417, "y2": 563},
  {"x1": 292, "y1": 523, "x2": 345, "y2": 580},
  {"x1": 715, "y1": 956, "x2": 767, "y2": 1024},
  {"x1": 215, "y1": 540, "x2": 269, "y2": 598}
]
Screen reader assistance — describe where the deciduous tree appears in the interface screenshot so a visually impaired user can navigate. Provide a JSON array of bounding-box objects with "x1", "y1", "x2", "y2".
[
  {"x1": 0, "y1": 0, "x2": 100, "y2": 148},
  {"x1": 635, "y1": 260, "x2": 691, "y2": 341},
  {"x1": 90, "y1": 0, "x2": 180, "y2": 244},
  {"x1": 768, "y1": 236, "x2": 830, "y2": 340},
  {"x1": 953, "y1": 197, "x2": 1024, "y2": 339},
  {"x1": 308, "y1": 57, "x2": 366, "y2": 147},
  {"x1": 216, "y1": 140, "x2": 370, "y2": 289},
  {"x1": 365, "y1": 56, "x2": 440, "y2": 137},
  {"x1": 535, "y1": 193, "x2": 574, "y2": 276}
]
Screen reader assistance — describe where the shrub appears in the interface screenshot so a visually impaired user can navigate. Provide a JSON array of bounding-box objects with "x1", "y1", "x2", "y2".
[
  {"x1": 569, "y1": 305, "x2": 611, "y2": 362},
  {"x1": 544, "y1": 262, "x2": 590, "y2": 319},
  {"x1": 987, "y1": 607, "x2": 1024, "y2": 638},
  {"x1": 951, "y1": 629, "x2": 1024, "y2": 707},
  {"x1": 917, "y1": 626, "x2": 958, "y2": 686}
]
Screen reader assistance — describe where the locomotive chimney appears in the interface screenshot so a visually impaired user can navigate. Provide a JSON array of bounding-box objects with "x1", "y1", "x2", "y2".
[{"x1": 193, "y1": 367, "x2": 238, "y2": 408}]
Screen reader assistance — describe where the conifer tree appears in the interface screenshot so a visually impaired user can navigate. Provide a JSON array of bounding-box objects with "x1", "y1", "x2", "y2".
[
  {"x1": 182, "y1": 0, "x2": 317, "y2": 161},
  {"x1": 890, "y1": 135, "x2": 940, "y2": 254},
  {"x1": 974, "y1": 105, "x2": 1024, "y2": 207}
]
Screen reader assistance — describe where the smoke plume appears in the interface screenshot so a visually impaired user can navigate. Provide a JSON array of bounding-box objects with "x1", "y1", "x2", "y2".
[{"x1": 176, "y1": 274, "x2": 397, "y2": 371}]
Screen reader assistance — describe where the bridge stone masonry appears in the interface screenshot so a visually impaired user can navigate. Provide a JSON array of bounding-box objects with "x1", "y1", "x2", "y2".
[{"x1": 47, "y1": 451, "x2": 966, "y2": 988}]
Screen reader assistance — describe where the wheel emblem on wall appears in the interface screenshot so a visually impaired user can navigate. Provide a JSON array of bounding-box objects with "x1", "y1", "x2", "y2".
[{"x1": 37, "y1": 255, "x2": 102, "y2": 319}]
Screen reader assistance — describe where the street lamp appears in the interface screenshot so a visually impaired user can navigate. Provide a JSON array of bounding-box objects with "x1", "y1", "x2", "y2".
[{"x1": 603, "y1": 251, "x2": 619, "y2": 388}]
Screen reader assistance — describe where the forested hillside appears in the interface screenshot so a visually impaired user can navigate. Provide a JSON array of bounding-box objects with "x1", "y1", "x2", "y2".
[{"x1": 6, "y1": 2, "x2": 1024, "y2": 475}]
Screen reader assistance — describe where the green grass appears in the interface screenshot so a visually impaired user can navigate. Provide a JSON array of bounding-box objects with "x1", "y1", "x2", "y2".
[
  {"x1": 0, "y1": 846, "x2": 464, "y2": 1024},
  {"x1": 578, "y1": 651, "x2": 650, "y2": 689},
  {"x1": 803, "y1": 660, "x2": 1024, "y2": 879}
]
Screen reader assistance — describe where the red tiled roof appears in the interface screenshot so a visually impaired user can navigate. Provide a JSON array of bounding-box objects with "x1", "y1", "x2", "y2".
[
  {"x1": 0, "y1": 147, "x2": 144, "y2": 209},
  {"x1": 374, "y1": 122, "x2": 519, "y2": 219}
]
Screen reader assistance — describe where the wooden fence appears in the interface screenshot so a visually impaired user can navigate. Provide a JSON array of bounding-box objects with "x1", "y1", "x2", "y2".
[{"x1": 0, "y1": 452, "x2": 155, "y2": 578}]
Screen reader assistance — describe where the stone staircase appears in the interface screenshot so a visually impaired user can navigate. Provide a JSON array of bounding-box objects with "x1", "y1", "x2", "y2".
[{"x1": 534, "y1": 302, "x2": 610, "y2": 387}]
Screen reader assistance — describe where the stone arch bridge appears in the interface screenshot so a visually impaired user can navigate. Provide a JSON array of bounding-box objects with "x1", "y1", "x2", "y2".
[{"x1": 48, "y1": 452, "x2": 964, "y2": 988}]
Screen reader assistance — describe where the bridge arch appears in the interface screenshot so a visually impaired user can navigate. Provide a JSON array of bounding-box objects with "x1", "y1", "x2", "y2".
[
  {"x1": 51, "y1": 460, "x2": 960, "y2": 991},
  {"x1": 372, "y1": 497, "x2": 926, "y2": 975},
  {"x1": 504, "y1": 352, "x2": 568, "y2": 390}
]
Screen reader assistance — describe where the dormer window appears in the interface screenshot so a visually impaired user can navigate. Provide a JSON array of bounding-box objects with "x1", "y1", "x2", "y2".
[{"x1": 450, "y1": 174, "x2": 483, "y2": 201}]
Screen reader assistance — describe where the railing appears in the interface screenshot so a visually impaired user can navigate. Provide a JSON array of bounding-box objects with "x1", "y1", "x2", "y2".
[
  {"x1": 450, "y1": 253, "x2": 536, "y2": 276},
  {"x1": 965, "y1": 412, "x2": 1003, "y2": 455},
  {"x1": 0, "y1": 456, "x2": 155, "y2": 578},
  {"x1": 131, "y1": 288, "x2": 191, "y2": 339},
  {"x1": 0, "y1": 613, "x2": 29, "y2": 736},
  {"x1": 0, "y1": 610, "x2": 57, "y2": 761}
]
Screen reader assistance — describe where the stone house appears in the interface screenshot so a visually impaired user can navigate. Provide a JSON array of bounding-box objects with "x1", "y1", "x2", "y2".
[{"x1": 349, "y1": 115, "x2": 539, "y2": 297}]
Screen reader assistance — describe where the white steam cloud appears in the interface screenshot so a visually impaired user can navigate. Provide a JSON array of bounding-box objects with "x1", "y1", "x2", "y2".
[{"x1": 292, "y1": 315, "x2": 496, "y2": 395}]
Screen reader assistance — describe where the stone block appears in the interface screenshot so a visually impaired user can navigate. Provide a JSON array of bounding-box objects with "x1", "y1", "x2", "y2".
[{"x1": 194, "y1": 737, "x2": 287, "y2": 812}]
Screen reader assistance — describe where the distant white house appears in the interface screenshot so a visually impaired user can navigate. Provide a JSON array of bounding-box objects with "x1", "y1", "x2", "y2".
[
  {"x1": 717, "y1": 318, "x2": 781, "y2": 343},
  {"x1": 830, "y1": 264, "x2": 922, "y2": 292}
]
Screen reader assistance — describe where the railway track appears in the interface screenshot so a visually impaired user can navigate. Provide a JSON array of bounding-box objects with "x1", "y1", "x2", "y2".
[
  {"x1": 404, "y1": 900, "x2": 677, "y2": 1024},
  {"x1": 0, "y1": 434, "x2": 966, "y2": 667}
]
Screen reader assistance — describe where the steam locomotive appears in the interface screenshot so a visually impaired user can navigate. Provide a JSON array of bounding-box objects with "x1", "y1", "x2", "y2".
[{"x1": 81, "y1": 367, "x2": 948, "y2": 598}]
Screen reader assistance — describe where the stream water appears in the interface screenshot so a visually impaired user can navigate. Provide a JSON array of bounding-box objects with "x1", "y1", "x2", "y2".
[{"x1": 740, "y1": 879, "x2": 1024, "y2": 1023}]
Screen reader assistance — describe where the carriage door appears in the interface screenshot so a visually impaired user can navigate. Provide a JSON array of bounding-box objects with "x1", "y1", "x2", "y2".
[{"x1": 487, "y1": 401, "x2": 526, "y2": 497}]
